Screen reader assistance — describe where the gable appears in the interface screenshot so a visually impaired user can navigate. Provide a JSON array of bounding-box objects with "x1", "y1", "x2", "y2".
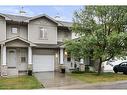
[
  {"x1": 5, "y1": 39, "x2": 29, "y2": 47},
  {"x1": 29, "y1": 17, "x2": 57, "y2": 27},
  {"x1": 28, "y1": 16, "x2": 57, "y2": 44}
]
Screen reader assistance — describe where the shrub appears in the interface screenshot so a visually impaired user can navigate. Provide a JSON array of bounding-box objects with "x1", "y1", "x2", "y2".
[{"x1": 71, "y1": 70, "x2": 85, "y2": 74}]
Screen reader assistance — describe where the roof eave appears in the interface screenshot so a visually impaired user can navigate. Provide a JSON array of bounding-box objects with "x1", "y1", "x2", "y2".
[
  {"x1": 0, "y1": 36, "x2": 36, "y2": 47},
  {"x1": 0, "y1": 13, "x2": 11, "y2": 20}
]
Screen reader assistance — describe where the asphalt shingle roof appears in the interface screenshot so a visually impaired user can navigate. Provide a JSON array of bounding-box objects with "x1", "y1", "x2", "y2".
[
  {"x1": 0, "y1": 13, "x2": 30, "y2": 22},
  {"x1": 0, "y1": 13, "x2": 73, "y2": 27},
  {"x1": 57, "y1": 20, "x2": 73, "y2": 27}
]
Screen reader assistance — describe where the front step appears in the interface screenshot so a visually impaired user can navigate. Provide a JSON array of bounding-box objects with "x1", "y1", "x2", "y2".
[{"x1": 18, "y1": 70, "x2": 27, "y2": 75}]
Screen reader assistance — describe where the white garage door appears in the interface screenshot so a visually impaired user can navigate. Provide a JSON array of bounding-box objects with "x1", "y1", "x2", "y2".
[{"x1": 33, "y1": 55, "x2": 54, "y2": 72}]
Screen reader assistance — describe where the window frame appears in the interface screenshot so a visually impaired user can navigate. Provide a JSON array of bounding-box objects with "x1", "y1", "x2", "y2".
[
  {"x1": 120, "y1": 62, "x2": 127, "y2": 67},
  {"x1": 21, "y1": 57, "x2": 26, "y2": 63},
  {"x1": 40, "y1": 27, "x2": 48, "y2": 40},
  {"x1": 11, "y1": 27, "x2": 18, "y2": 34}
]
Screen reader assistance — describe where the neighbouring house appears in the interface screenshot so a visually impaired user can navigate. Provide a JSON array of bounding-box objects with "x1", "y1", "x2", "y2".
[
  {"x1": 0, "y1": 13, "x2": 86, "y2": 76},
  {"x1": 102, "y1": 57, "x2": 127, "y2": 72}
]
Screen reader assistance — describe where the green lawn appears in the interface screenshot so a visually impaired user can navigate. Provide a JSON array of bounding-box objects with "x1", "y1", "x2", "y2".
[
  {"x1": 0, "y1": 75, "x2": 43, "y2": 89},
  {"x1": 69, "y1": 72, "x2": 127, "y2": 83}
]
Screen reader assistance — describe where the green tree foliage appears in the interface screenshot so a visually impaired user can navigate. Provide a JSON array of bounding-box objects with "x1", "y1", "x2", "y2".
[{"x1": 65, "y1": 6, "x2": 127, "y2": 75}]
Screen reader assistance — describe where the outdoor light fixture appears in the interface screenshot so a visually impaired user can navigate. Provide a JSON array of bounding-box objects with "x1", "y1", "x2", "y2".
[
  {"x1": 64, "y1": 51, "x2": 67, "y2": 55},
  {"x1": 55, "y1": 53, "x2": 58, "y2": 58}
]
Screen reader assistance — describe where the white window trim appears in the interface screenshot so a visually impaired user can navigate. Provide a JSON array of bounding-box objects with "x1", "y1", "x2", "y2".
[
  {"x1": 11, "y1": 27, "x2": 18, "y2": 34},
  {"x1": 40, "y1": 27, "x2": 48, "y2": 40}
]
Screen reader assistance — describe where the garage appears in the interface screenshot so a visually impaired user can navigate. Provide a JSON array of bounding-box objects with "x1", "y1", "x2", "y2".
[{"x1": 33, "y1": 55, "x2": 54, "y2": 72}]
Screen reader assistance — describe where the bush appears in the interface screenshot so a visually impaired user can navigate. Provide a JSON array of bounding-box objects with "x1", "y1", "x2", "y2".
[
  {"x1": 71, "y1": 70, "x2": 85, "y2": 74},
  {"x1": 85, "y1": 65, "x2": 90, "y2": 72},
  {"x1": 61, "y1": 68, "x2": 65, "y2": 73},
  {"x1": 28, "y1": 70, "x2": 32, "y2": 76}
]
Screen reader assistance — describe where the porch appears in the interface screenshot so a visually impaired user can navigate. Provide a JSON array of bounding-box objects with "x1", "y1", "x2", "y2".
[{"x1": 0, "y1": 37, "x2": 34, "y2": 76}]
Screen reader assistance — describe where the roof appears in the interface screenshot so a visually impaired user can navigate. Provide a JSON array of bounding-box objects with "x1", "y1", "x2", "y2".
[
  {"x1": 0, "y1": 13, "x2": 30, "y2": 22},
  {"x1": 35, "y1": 42, "x2": 64, "y2": 48},
  {"x1": 57, "y1": 20, "x2": 73, "y2": 27},
  {"x1": 0, "y1": 13, "x2": 73, "y2": 27}
]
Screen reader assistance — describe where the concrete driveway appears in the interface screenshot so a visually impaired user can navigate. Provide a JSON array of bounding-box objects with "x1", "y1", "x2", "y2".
[
  {"x1": 34, "y1": 72, "x2": 127, "y2": 89},
  {"x1": 34, "y1": 72, "x2": 84, "y2": 88}
]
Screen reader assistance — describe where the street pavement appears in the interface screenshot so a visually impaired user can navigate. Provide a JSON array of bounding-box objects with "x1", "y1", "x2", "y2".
[{"x1": 46, "y1": 80, "x2": 127, "y2": 89}]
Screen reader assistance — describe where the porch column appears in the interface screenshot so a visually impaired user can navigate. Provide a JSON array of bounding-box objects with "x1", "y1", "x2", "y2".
[
  {"x1": 2, "y1": 45, "x2": 6, "y2": 65},
  {"x1": 1, "y1": 44, "x2": 7, "y2": 76},
  {"x1": 28, "y1": 46, "x2": 32, "y2": 70},
  {"x1": 60, "y1": 48, "x2": 64, "y2": 64},
  {"x1": 28, "y1": 46, "x2": 32, "y2": 65}
]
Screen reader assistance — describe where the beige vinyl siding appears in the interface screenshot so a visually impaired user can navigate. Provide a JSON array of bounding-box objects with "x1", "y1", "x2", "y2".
[
  {"x1": 6, "y1": 24, "x2": 28, "y2": 40},
  {"x1": 57, "y1": 29, "x2": 71, "y2": 42},
  {"x1": 0, "y1": 16, "x2": 6, "y2": 41},
  {"x1": 28, "y1": 17, "x2": 57, "y2": 44},
  {"x1": 5, "y1": 39, "x2": 29, "y2": 47}
]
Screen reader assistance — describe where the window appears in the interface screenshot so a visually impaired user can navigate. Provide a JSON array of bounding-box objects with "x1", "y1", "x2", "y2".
[
  {"x1": 40, "y1": 27, "x2": 47, "y2": 39},
  {"x1": 64, "y1": 32, "x2": 69, "y2": 38},
  {"x1": 66, "y1": 52, "x2": 71, "y2": 62},
  {"x1": 21, "y1": 57, "x2": 26, "y2": 63},
  {"x1": 120, "y1": 62, "x2": 127, "y2": 67},
  {"x1": 12, "y1": 27, "x2": 18, "y2": 34},
  {"x1": 67, "y1": 55, "x2": 71, "y2": 62}
]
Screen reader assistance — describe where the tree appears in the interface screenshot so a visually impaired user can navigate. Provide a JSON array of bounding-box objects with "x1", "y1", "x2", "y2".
[{"x1": 65, "y1": 6, "x2": 127, "y2": 75}]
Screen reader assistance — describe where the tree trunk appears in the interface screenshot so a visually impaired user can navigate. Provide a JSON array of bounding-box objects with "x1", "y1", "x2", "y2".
[
  {"x1": 97, "y1": 57, "x2": 102, "y2": 75},
  {"x1": 89, "y1": 49, "x2": 94, "y2": 66}
]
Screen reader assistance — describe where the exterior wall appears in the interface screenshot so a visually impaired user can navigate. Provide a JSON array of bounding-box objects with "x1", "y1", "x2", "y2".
[
  {"x1": 32, "y1": 48, "x2": 59, "y2": 71},
  {"x1": 57, "y1": 29, "x2": 72, "y2": 42},
  {"x1": 63, "y1": 51, "x2": 71, "y2": 72},
  {"x1": 16, "y1": 48, "x2": 28, "y2": 71},
  {"x1": 5, "y1": 39, "x2": 29, "y2": 47},
  {"x1": 0, "y1": 16, "x2": 6, "y2": 41},
  {"x1": 0, "y1": 48, "x2": 1, "y2": 66},
  {"x1": 6, "y1": 24, "x2": 28, "y2": 40},
  {"x1": 28, "y1": 17, "x2": 57, "y2": 44}
]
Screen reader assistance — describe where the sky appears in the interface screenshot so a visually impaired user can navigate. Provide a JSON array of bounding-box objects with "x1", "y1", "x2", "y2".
[{"x1": 0, "y1": 6, "x2": 83, "y2": 22}]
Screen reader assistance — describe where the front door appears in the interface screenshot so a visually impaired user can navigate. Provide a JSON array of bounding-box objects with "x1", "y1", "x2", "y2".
[{"x1": 7, "y1": 49, "x2": 17, "y2": 68}]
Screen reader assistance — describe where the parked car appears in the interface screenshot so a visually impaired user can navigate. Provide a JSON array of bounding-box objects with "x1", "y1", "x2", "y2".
[
  {"x1": 103, "y1": 60, "x2": 124, "y2": 72},
  {"x1": 113, "y1": 62, "x2": 127, "y2": 74}
]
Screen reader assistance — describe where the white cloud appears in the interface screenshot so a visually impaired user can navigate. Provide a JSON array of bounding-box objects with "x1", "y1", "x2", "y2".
[
  {"x1": 52, "y1": 6, "x2": 72, "y2": 21},
  {"x1": 0, "y1": 6, "x2": 35, "y2": 17},
  {"x1": 23, "y1": 8, "x2": 35, "y2": 16},
  {"x1": 53, "y1": 6, "x2": 64, "y2": 12},
  {"x1": 0, "y1": 7, "x2": 19, "y2": 15},
  {"x1": 0, "y1": 6, "x2": 76, "y2": 21},
  {"x1": 54, "y1": 16, "x2": 72, "y2": 22}
]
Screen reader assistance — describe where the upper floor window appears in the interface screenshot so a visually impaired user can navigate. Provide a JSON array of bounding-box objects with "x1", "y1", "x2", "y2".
[
  {"x1": 40, "y1": 27, "x2": 48, "y2": 39},
  {"x1": 12, "y1": 27, "x2": 18, "y2": 34}
]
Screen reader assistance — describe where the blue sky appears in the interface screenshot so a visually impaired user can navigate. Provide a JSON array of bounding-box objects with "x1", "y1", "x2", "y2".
[{"x1": 0, "y1": 6, "x2": 83, "y2": 21}]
